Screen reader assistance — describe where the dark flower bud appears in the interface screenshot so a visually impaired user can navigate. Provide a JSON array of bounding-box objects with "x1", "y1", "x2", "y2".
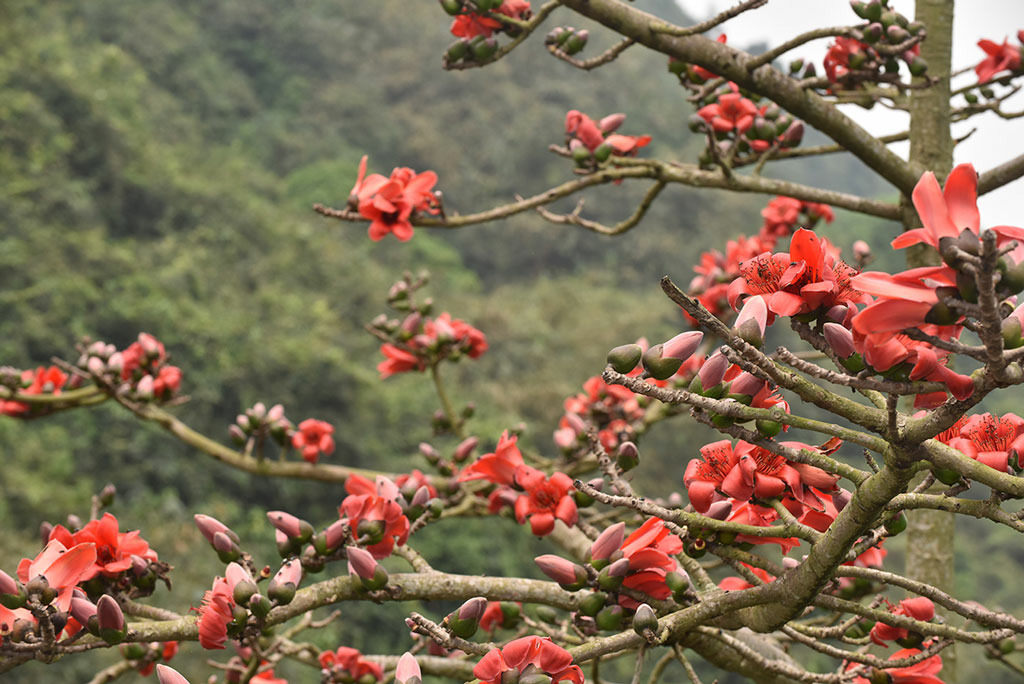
[
  {"x1": 578, "y1": 591, "x2": 609, "y2": 617},
  {"x1": 632, "y1": 603, "x2": 658, "y2": 639},
  {"x1": 595, "y1": 604, "x2": 624, "y2": 631},
  {"x1": 249, "y1": 593, "x2": 273, "y2": 619},
  {"x1": 99, "y1": 484, "x2": 116, "y2": 507},
  {"x1": 356, "y1": 518, "x2": 386, "y2": 545},
  {"x1": 607, "y1": 344, "x2": 643, "y2": 374},
  {"x1": 26, "y1": 575, "x2": 57, "y2": 605},
  {"x1": 616, "y1": 441, "x2": 640, "y2": 472},
  {"x1": 665, "y1": 570, "x2": 690, "y2": 595},
  {"x1": 233, "y1": 579, "x2": 259, "y2": 606},
  {"x1": 453, "y1": 436, "x2": 479, "y2": 463},
  {"x1": 564, "y1": 29, "x2": 588, "y2": 56}
]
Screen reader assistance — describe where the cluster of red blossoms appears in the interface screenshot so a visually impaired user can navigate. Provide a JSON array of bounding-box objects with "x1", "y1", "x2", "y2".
[
  {"x1": 687, "y1": 196, "x2": 833, "y2": 320},
  {"x1": 318, "y1": 645, "x2": 384, "y2": 682},
  {"x1": 564, "y1": 110, "x2": 651, "y2": 165},
  {"x1": 474, "y1": 636, "x2": 583, "y2": 684},
  {"x1": 340, "y1": 474, "x2": 412, "y2": 558},
  {"x1": 0, "y1": 365, "x2": 69, "y2": 416},
  {"x1": 376, "y1": 311, "x2": 488, "y2": 379},
  {"x1": 693, "y1": 84, "x2": 804, "y2": 164},
  {"x1": 448, "y1": 0, "x2": 531, "y2": 40},
  {"x1": 459, "y1": 431, "x2": 578, "y2": 536},
  {"x1": 975, "y1": 31, "x2": 1024, "y2": 83},
  {"x1": 348, "y1": 155, "x2": 439, "y2": 242},
  {"x1": 823, "y1": 2, "x2": 927, "y2": 89},
  {"x1": 934, "y1": 412, "x2": 1024, "y2": 473}
]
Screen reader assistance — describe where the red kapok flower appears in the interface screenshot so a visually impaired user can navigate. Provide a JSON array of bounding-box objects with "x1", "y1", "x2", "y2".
[
  {"x1": 349, "y1": 156, "x2": 439, "y2": 242},
  {"x1": 823, "y1": 37, "x2": 869, "y2": 83},
  {"x1": 48, "y1": 512, "x2": 158, "y2": 581},
  {"x1": 618, "y1": 517, "x2": 683, "y2": 608},
  {"x1": 870, "y1": 597, "x2": 936, "y2": 646},
  {"x1": 945, "y1": 412, "x2": 1024, "y2": 472},
  {"x1": 339, "y1": 486, "x2": 410, "y2": 559},
  {"x1": 318, "y1": 646, "x2": 383, "y2": 681},
  {"x1": 513, "y1": 467, "x2": 578, "y2": 536},
  {"x1": 291, "y1": 418, "x2": 335, "y2": 463},
  {"x1": 450, "y1": 1, "x2": 531, "y2": 39},
  {"x1": 16, "y1": 540, "x2": 97, "y2": 613},
  {"x1": 975, "y1": 37, "x2": 1022, "y2": 83},
  {"x1": 458, "y1": 430, "x2": 524, "y2": 485},
  {"x1": 850, "y1": 646, "x2": 945, "y2": 684},
  {"x1": 697, "y1": 90, "x2": 758, "y2": 134},
  {"x1": 473, "y1": 636, "x2": 583, "y2": 684},
  {"x1": 196, "y1": 563, "x2": 251, "y2": 649}
]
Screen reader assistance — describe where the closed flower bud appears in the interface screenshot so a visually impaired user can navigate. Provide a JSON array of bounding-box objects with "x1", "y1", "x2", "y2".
[
  {"x1": 616, "y1": 441, "x2": 640, "y2": 471},
  {"x1": 458, "y1": 596, "x2": 487, "y2": 622},
  {"x1": 156, "y1": 665, "x2": 192, "y2": 684},
  {"x1": 411, "y1": 485, "x2": 432, "y2": 510},
  {"x1": 454, "y1": 436, "x2": 479, "y2": 463},
  {"x1": 564, "y1": 29, "x2": 588, "y2": 55},
  {"x1": 233, "y1": 579, "x2": 259, "y2": 606},
  {"x1": 135, "y1": 374, "x2": 155, "y2": 399},
  {"x1": 0, "y1": 570, "x2": 25, "y2": 609},
  {"x1": 642, "y1": 344, "x2": 683, "y2": 380},
  {"x1": 705, "y1": 500, "x2": 733, "y2": 520},
  {"x1": 395, "y1": 652, "x2": 422, "y2": 684},
  {"x1": 632, "y1": 603, "x2": 658, "y2": 638},
  {"x1": 595, "y1": 604, "x2": 624, "y2": 631},
  {"x1": 781, "y1": 120, "x2": 804, "y2": 148},
  {"x1": 70, "y1": 596, "x2": 98, "y2": 631},
  {"x1": 599, "y1": 113, "x2": 626, "y2": 134},
  {"x1": 194, "y1": 514, "x2": 238, "y2": 545},
  {"x1": 782, "y1": 557, "x2": 800, "y2": 570},
  {"x1": 607, "y1": 344, "x2": 643, "y2": 374},
  {"x1": 663, "y1": 331, "x2": 704, "y2": 362},
  {"x1": 578, "y1": 591, "x2": 609, "y2": 617},
  {"x1": 97, "y1": 595, "x2": 126, "y2": 644},
  {"x1": 534, "y1": 555, "x2": 587, "y2": 590},
  {"x1": 589, "y1": 522, "x2": 626, "y2": 565},
  {"x1": 267, "y1": 511, "x2": 312, "y2": 541},
  {"x1": 665, "y1": 570, "x2": 690, "y2": 595},
  {"x1": 346, "y1": 546, "x2": 378, "y2": 580},
  {"x1": 698, "y1": 351, "x2": 729, "y2": 392},
  {"x1": 249, "y1": 593, "x2": 272, "y2": 618},
  {"x1": 228, "y1": 425, "x2": 247, "y2": 445},
  {"x1": 823, "y1": 323, "x2": 856, "y2": 359},
  {"x1": 87, "y1": 356, "x2": 106, "y2": 377},
  {"x1": 212, "y1": 531, "x2": 240, "y2": 562},
  {"x1": 99, "y1": 483, "x2": 116, "y2": 507}
]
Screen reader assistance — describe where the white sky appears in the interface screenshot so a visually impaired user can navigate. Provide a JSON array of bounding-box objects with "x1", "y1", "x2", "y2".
[{"x1": 690, "y1": 0, "x2": 1024, "y2": 225}]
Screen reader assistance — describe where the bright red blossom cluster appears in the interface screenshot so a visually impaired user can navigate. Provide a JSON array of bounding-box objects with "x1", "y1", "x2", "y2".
[
  {"x1": 348, "y1": 156, "x2": 439, "y2": 242},
  {"x1": 47, "y1": 513, "x2": 158, "y2": 581},
  {"x1": 449, "y1": 1, "x2": 531, "y2": 39},
  {"x1": 474, "y1": 636, "x2": 583, "y2": 684},
  {"x1": 318, "y1": 646, "x2": 384, "y2": 681},
  {"x1": 459, "y1": 431, "x2": 578, "y2": 536},
  {"x1": 340, "y1": 475, "x2": 411, "y2": 558},
  {"x1": 975, "y1": 32, "x2": 1024, "y2": 83},
  {"x1": 378, "y1": 312, "x2": 488, "y2": 379},
  {"x1": 0, "y1": 365, "x2": 69, "y2": 416}
]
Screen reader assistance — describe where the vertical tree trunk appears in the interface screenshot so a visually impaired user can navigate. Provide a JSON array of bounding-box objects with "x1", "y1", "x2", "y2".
[{"x1": 905, "y1": 1, "x2": 956, "y2": 680}]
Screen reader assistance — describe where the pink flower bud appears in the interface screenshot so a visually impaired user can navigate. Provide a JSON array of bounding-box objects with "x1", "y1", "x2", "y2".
[
  {"x1": 734, "y1": 297, "x2": 767, "y2": 348},
  {"x1": 782, "y1": 557, "x2": 800, "y2": 570},
  {"x1": 0, "y1": 570, "x2": 18, "y2": 596},
  {"x1": 534, "y1": 555, "x2": 583, "y2": 586},
  {"x1": 853, "y1": 240, "x2": 871, "y2": 258},
  {"x1": 194, "y1": 514, "x2": 235, "y2": 544},
  {"x1": 401, "y1": 312, "x2": 423, "y2": 335},
  {"x1": 130, "y1": 554, "x2": 149, "y2": 577},
  {"x1": 411, "y1": 485, "x2": 431, "y2": 509},
  {"x1": 135, "y1": 374, "x2": 154, "y2": 398},
  {"x1": 663, "y1": 331, "x2": 703, "y2": 361},
  {"x1": 553, "y1": 427, "x2": 576, "y2": 449},
  {"x1": 267, "y1": 511, "x2": 303, "y2": 538},
  {"x1": 156, "y1": 664, "x2": 193, "y2": 684},
  {"x1": 698, "y1": 351, "x2": 729, "y2": 391},
  {"x1": 590, "y1": 522, "x2": 625, "y2": 561},
  {"x1": 395, "y1": 652, "x2": 422, "y2": 684},
  {"x1": 212, "y1": 531, "x2": 237, "y2": 555},
  {"x1": 599, "y1": 113, "x2": 626, "y2": 133},
  {"x1": 139, "y1": 333, "x2": 161, "y2": 357},
  {"x1": 457, "y1": 596, "x2": 487, "y2": 621},
  {"x1": 87, "y1": 357, "x2": 106, "y2": 376},
  {"x1": 454, "y1": 436, "x2": 479, "y2": 463},
  {"x1": 107, "y1": 352, "x2": 123, "y2": 372},
  {"x1": 325, "y1": 519, "x2": 348, "y2": 550},
  {"x1": 728, "y1": 372, "x2": 765, "y2": 398},
  {"x1": 419, "y1": 442, "x2": 439, "y2": 462},
  {"x1": 273, "y1": 559, "x2": 303, "y2": 588},
  {"x1": 564, "y1": 412, "x2": 587, "y2": 433},
  {"x1": 69, "y1": 596, "x2": 97, "y2": 626},
  {"x1": 251, "y1": 402, "x2": 267, "y2": 420},
  {"x1": 267, "y1": 404, "x2": 285, "y2": 422},
  {"x1": 823, "y1": 323, "x2": 856, "y2": 359},
  {"x1": 346, "y1": 546, "x2": 379, "y2": 580},
  {"x1": 832, "y1": 488, "x2": 852, "y2": 512}
]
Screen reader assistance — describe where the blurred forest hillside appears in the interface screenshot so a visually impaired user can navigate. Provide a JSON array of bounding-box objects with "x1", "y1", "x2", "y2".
[{"x1": 0, "y1": 0, "x2": 929, "y2": 680}]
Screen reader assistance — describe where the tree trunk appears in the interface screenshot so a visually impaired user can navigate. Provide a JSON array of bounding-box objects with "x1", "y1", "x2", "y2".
[{"x1": 905, "y1": 1, "x2": 957, "y2": 680}]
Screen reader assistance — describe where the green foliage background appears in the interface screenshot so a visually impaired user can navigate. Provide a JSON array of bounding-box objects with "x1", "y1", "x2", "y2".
[{"x1": 1, "y1": 1, "x2": 1011, "y2": 682}]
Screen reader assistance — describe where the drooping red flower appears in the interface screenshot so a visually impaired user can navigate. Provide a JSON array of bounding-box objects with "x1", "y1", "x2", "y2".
[
  {"x1": 318, "y1": 646, "x2": 384, "y2": 682},
  {"x1": 479, "y1": 601, "x2": 518, "y2": 632},
  {"x1": 377, "y1": 343, "x2": 424, "y2": 379},
  {"x1": 47, "y1": 513, "x2": 158, "y2": 581},
  {"x1": 0, "y1": 366, "x2": 69, "y2": 416},
  {"x1": 291, "y1": 418, "x2": 335, "y2": 463},
  {"x1": 697, "y1": 90, "x2": 758, "y2": 134},
  {"x1": 196, "y1": 563, "x2": 251, "y2": 650},
  {"x1": 870, "y1": 597, "x2": 936, "y2": 646},
  {"x1": 692, "y1": 34, "x2": 728, "y2": 81},
  {"x1": 15, "y1": 540, "x2": 97, "y2": 613},
  {"x1": 556, "y1": 374, "x2": 646, "y2": 453},
  {"x1": 424, "y1": 312, "x2": 489, "y2": 358},
  {"x1": 513, "y1": 467, "x2": 578, "y2": 536},
  {"x1": 943, "y1": 412, "x2": 1024, "y2": 472},
  {"x1": 473, "y1": 636, "x2": 583, "y2": 684},
  {"x1": 565, "y1": 110, "x2": 651, "y2": 155},
  {"x1": 849, "y1": 646, "x2": 945, "y2": 684},
  {"x1": 349, "y1": 156, "x2": 439, "y2": 242},
  {"x1": 724, "y1": 500, "x2": 799, "y2": 555},
  {"x1": 618, "y1": 517, "x2": 683, "y2": 608},
  {"x1": 975, "y1": 37, "x2": 1022, "y2": 83}
]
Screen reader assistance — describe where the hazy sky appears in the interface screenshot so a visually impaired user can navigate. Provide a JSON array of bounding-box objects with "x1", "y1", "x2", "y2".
[{"x1": 689, "y1": 0, "x2": 1024, "y2": 225}]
